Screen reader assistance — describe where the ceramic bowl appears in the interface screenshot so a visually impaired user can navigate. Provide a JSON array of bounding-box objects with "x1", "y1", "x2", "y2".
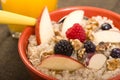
[{"x1": 18, "y1": 6, "x2": 120, "y2": 80}]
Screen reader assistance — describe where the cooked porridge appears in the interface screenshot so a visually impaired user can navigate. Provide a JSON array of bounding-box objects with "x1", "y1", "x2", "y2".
[{"x1": 27, "y1": 10, "x2": 120, "y2": 80}]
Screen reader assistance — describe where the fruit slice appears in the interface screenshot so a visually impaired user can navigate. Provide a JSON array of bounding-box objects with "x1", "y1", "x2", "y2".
[
  {"x1": 87, "y1": 54, "x2": 107, "y2": 70},
  {"x1": 85, "y1": 53, "x2": 95, "y2": 65},
  {"x1": 35, "y1": 7, "x2": 54, "y2": 45},
  {"x1": 39, "y1": 55, "x2": 84, "y2": 71},
  {"x1": 93, "y1": 30, "x2": 120, "y2": 44},
  {"x1": 58, "y1": 15, "x2": 67, "y2": 23},
  {"x1": 61, "y1": 10, "x2": 84, "y2": 37}
]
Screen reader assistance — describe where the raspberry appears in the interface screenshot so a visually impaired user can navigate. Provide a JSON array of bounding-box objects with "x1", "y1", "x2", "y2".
[
  {"x1": 66, "y1": 23, "x2": 86, "y2": 42},
  {"x1": 54, "y1": 40, "x2": 74, "y2": 56}
]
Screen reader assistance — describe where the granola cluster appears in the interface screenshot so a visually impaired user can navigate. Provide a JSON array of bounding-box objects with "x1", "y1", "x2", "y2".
[
  {"x1": 107, "y1": 58, "x2": 120, "y2": 70},
  {"x1": 85, "y1": 19, "x2": 99, "y2": 40}
]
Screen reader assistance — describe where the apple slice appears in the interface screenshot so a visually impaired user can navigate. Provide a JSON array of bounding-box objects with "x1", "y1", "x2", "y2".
[
  {"x1": 87, "y1": 54, "x2": 107, "y2": 70},
  {"x1": 35, "y1": 7, "x2": 54, "y2": 45},
  {"x1": 93, "y1": 30, "x2": 120, "y2": 44},
  {"x1": 61, "y1": 10, "x2": 84, "y2": 37},
  {"x1": 85, "y1": 53, "x2": 95, "y2": 66},
  {"x1": 58, "y1": 15, "x2": 67, "y2": 23},
  {"x1": 39, "y1": 55, "x2": 84, "y2": 71}
]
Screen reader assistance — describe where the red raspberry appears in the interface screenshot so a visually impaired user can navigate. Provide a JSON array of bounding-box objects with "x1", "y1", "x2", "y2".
[{"x1": 66, "y1": 23, "x2": 86, "y2": 42}]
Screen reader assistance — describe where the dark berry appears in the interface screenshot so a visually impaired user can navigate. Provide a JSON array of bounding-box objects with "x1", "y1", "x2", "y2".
[
  {"x1": 54, "y1": 40, "x2": 74, "y2": 56},
  {"x1": 101, "y1": 23, "x2": 112, "y2": 30},
  {"x1": 110, "y1": 48, "x2": 120, "y2": 58},
  {"x1": 84, "y1": 40, "x2": 96, "y2": 53}
]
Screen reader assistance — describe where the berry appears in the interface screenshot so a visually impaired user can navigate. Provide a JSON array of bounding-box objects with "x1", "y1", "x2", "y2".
[
  {"x1": 101, "y1": 23, "x2": 112, "y2": 30},
  {"x1": 66, "y1": 23, "x2": 86, "y2": 42},
  {"x1": 110, "y1": 48, "x2": 120, "y2": 58},
  {"x1": 54, "y1": 40, "x2": 74, "y2": 56},
  {"x1": 84, "y1": 40, "x2": 96, "y2": 53}
]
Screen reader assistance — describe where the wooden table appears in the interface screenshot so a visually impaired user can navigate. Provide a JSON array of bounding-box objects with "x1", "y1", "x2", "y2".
[{"x1": 0, "y1": 0, "x2": 120, "y2": 80}]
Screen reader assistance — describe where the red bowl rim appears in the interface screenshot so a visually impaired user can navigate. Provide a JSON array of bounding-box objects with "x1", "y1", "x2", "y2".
[
  {"x1": 50, "y1": 6, "x2": 120, "y2": 21},
  {"x1": 18, "y1": 6, "x2": 120, "y2": 80}
]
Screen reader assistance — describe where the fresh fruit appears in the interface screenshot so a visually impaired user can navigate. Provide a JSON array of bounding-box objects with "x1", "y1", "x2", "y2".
[
  {"x1": 58, "y1": 16, "x2": 67, "y2": 23},
  {"x1": 110, "y1": 48, "x2": 120, "y2": 58},
  {"x1": 93, "y1": 30, "x2": 120, "y2": 44},
  {"x1": 101, "y1": 23, "x2": 112, "y2": 30},
  {"x1": 87, "y1": 53, "x2": 95, "y2": 59},
  {"x1": 87, "y1": 54, "x2": 107, "y2": 69},
  {"x1": 54, "y1": 40, "x2": 74, "y2": 56},
  {"x1": 62, "y1": 10, "x2": 84, "y2": 37},
  {"x1": 35, "y1": 7, "x2": 54, "y2": 45},
  {"x1": 84, "y1": 40, "x2": 96, "y2": 53},
  {"x1": 85, "y1": 53, "x2": 95, "y2": 65},
  {"x1": 39, "y1": 55, "x2": 84, "y2": 71},
  {"x1": 66, "y1": 23, "x2": 86, "y2": 42}
]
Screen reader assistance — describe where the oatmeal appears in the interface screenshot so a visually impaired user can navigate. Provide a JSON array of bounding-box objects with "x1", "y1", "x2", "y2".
[{"x1": 27, "y1": 10, "x2": 120, "y2": 80}]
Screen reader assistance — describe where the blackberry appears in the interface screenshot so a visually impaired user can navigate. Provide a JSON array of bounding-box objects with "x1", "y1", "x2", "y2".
[
  {"x1": 110, "y1": 48, "x2": 120, "y2": 58},
  {"x1": 101, "y1": 23, "x2": 112, "y2": 30},
  {"x1": 54, "y1": 40, "x2": 74, "y2": 56},
  {"x1": 84, "y1": 40, "x2": 96, "y2": 53}
]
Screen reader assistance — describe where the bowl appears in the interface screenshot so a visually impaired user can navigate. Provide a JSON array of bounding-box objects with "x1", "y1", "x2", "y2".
[{"x1": 18, "y1": 6, "x2": 120, "y2": 80}]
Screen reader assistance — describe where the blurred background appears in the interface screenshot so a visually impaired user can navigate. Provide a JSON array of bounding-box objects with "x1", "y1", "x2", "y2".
[
  {"x1": 0, "y1": 0, "x2": 120, "y2": 80},
  {"x1": 58, "y1": 0, "x2": 120, "y2": 14}
]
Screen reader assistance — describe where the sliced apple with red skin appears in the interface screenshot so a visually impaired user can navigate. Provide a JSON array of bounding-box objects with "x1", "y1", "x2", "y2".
[
  {"x1": 85, "y1": 53, "x2": 95, "y2": 66},
  {"x1": 35, "y1": 7, "x2": 54, "y2": 45},
  {"x1": 87, "y1": 54, "x2": 107, "y2": 70},
  {"x1": 39, "y1": 55, "x2": 84, "y2": 71},
  {"x1": 58, "y1": 15, "x2": 67, "y2": 23},
  {"x1": 61, "y1": 10, "x2": 84, "y2": 37}
]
